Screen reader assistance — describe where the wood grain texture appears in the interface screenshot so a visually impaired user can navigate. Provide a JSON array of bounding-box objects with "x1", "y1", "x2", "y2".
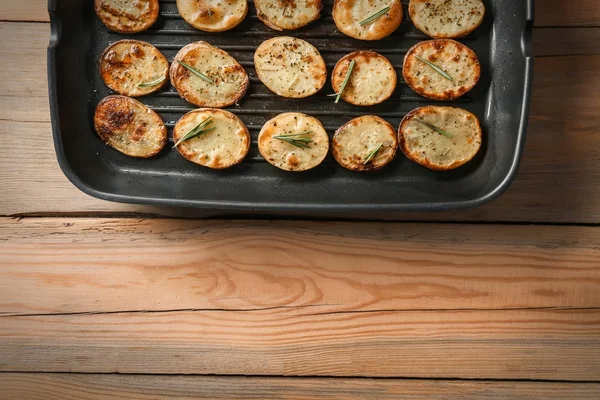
[
  {"x1": 1, "y1": 374, "x2": 599, "y2": 399},
  {"x1": 536, "y1": 0, "x2": 600, "y2": 27},
  {"x1": 534, "y1": 27, "x2": 600, "y2": 56},
  {"x1": 0, "y1": 218, "x2": 599, "y2": 379},
  {"x1": 1, "y1": 0, "x2": 599, "y2": 26},
  {"x1": 1, "y1": 308, "x2": 599, "y2": 379},
  {"x1": 1, "y1": 218, "x2": 599, "y2": 315},
  {"x1": 2, "y1": 23, "x2": 600, "y2": 222},
  {"x1": 0, "y1": 1, "x2": 47, "y2": 22}
]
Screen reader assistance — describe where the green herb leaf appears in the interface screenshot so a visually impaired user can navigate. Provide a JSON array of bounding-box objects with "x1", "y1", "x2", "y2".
[
  {"x1": 415, "y1": 118, "x2": 453, "y2": 138},
  {"x1": 173, "y1": 117, "x2": 215, "y2": 148},
  {"x1": 363, "y1": 143, "x2": 384, "y2": 165},
  {"x1": 335, "y1": 60, "x2": 355, "y2": 104},
  {"x1": 138, "y1": 76, "x2": 166, "y2": 88},
  {"x1": 178, "y1": 60, "x2": 214, "y2": 84},
  {"x1": 359, "y1": 6, "x2": 391, "y2": 26},
  {"x1": 274, "y1": 131, "x2": 314, "y2": 149},
  {"x1": 414, "y1": 55, "x2": 455, "y2": 83}
]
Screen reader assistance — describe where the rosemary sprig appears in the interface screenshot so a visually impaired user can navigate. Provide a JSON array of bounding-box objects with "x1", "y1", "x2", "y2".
[
  {"x1": 274, "y1": 131, "x2": 313, "y2": 149},
  {"x1": 414, "y1": 55, "x2": 455, "y2": 83},
  {"x1": 415, "y1": 118, "x2": 453, "y2": 138},
  {"x1": 138, "y1": 75, "x2": 166, "y2": 88},
  {"x1": 178, "y1": 60, "x2": 214, "y2": 84},
  {"x1": 363, "y1": 143, "x2": 384, "y2": 165},
  {"x1": 173, "y1": 117, "x2": 215, "y2": 148},
  {"x1": 335, "y1": 60, "x2": 355, "y2": 104},
  {"x1": 359, "y1": 6, "x2": 390, "y2": 26}
]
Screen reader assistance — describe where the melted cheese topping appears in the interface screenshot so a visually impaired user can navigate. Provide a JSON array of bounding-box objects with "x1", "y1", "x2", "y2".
[
  {"x1": 333, "y1": 0, "x2": 403, "y2": 41},
  {"x1": 409, "y1": 0, "x2": 485, "y2": 38},
  {"x1": 403, "y1": 39, "x2": 480, "y2": 100},
  {"x1": 95, "y1": 0, "x2": 159, "y2": 33},
  {"x1": 177, "y1": 0, "x2": 248, "y2": 32},
  {"x1": 400, "y1": 106, "x2": 482, "y2": 171},
  {"x1": 333, "y1": 116, "x2": 398, "y2": 171},
  {"x1": 258, "y1": 113, "x2": 329, "y2": 171},
  {"x1": 94, "y1": 95, "x2": 167, "y2": 158},
  {"x1": 254, "y1": 37, "x2": 327, "y2": 98},
  {"x1": 170, "y1": 42, "x2": 249, "y2": 108},
  {"x1": 332, "y1": 51, "x2": 397, "y2": 106},
  {"x1": 255, "y1": 0, "x2": 322, "y2": 31},
  {"x1": 174, "y1": 109, "x2": 250, "y2": 169},
  {"x1": 100, "y1": 40, "x2": 169, "y2": 97}
]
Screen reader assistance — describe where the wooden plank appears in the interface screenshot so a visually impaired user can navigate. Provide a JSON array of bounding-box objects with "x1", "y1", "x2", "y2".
[
  {"x1": 0, "y1": 1, "x2": 47, "y2": 22},
  {"x1": 1, "y1": 374, "x2": 599, "y2": 399},
  {"x1": 2, "y1": 21, "x2": 600, "y2": 221},
  {"x1": 1, "y1": 217, "x2": 599, "y2": 315},
  {"x1": 2, "y1": 0, "x2": 600, "y2": 26},
  {"x1": 533, "y1": 27, "x2": 600, "y2": 56},
  {"x1": 1, "y1": 308, "x2": 599, "y2": 379},
  {"x1": 537, "y1": 0, "x2": 600, "y2": 27}
]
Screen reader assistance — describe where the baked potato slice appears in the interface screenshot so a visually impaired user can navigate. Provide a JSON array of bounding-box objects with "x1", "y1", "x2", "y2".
[
  {"x1": 95, "y1": 0, "x2": 159, "y2": 34},
  {"x1": 332, "y1": 50, "x2": 397, "y2": 106},
  {"x1": 170, "y1": 41, "x2": 249, "y2": 108},
  {"x1": 173, "y1": 108, "x2": 250, "y2": 169},
  {"x1": 258, "y1": 112, "x2": 329, "y2": 171},
  {"x1": 408, "y1": 0, "x2": 485, "y2": 38},
  {"x1": 254, "y1": 36, "x2": 327, "y2": 99},
  {"x1": 399, "y1": 106, "x2": 482, "y2": 171},
  {"x1": 94, "y1": 95, "x2": 167, "y2": 158},
  {"x1": 100, "y1": 40, "x2": 169, "y2": 97}
]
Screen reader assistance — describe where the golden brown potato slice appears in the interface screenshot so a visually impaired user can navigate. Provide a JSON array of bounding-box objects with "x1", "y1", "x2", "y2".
[
  {"x1": 333, "y1": 0, "x2": 403, "y2": 41},
  {"x1": 95, "y1": 0, "x2": 159, "y2": 34},
  {"x1": 403, "y1": 39, "x2": 480, "y2": 101},
  {"x1": 258, "y1": 112, "x2": 329, "y2": 172},
  {"x1": 399, "y1": 106, "x2": 482, "y2": 171},
  {"x1": 94, "y1": 95, "x2": 167, "y2": 158},
  {"x1": 170, "y1": 41, "x2": 249, "y2": 108},
  {"x1": 255, "y1": 0, "x2": 323, "y2": 31},
  {"x1": 332, "y1": 51, "x2": 397, "y2": 106},
  {"x1": 100, "y1": 40, "x2": 169, "y2": 97},
  {"x1": 173, "y1": 108, "x2": 250, "y2": 169},
  {"x1": 332, "y1": 116, "x2": 397, "y2": 171},
  {"x1": 254, "y1": 37, "x2": 327, "y2": 98},
  {"x1": 408, "y1": 0, "x2": 485, "y2": 38},
  {"x1": 176, "y1": 0, "x2": 248, "y2": 32}
]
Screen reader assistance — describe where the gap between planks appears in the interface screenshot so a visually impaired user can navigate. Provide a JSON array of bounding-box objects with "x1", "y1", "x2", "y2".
[{"x1": 1, "y1": 373, "x2": 599, "y2": 399}]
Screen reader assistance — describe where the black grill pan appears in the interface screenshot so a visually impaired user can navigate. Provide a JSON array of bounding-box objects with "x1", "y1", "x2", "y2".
[{"x1": 48, "y1": 0, "x2": 534, "y2": 216}]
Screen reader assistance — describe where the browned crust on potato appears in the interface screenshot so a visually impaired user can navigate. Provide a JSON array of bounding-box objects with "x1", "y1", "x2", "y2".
[
  {"x1": 173, "y1": 108, "x2": 250, "y2": 169},
  {"x1": 94, "y1": 95, "x2": 167, "y2": 158},
  {"x1": 331, "y1": 50, "x2": 397, "y2": 106},
  {"x1": 408, "y1": 0, "x2": 485, "y2": 39},
  {"x1": 99, "y1": 40, "x2": 169, "y2": 97},
  {"x1": 398, "y1": 106, "x2": 482, "y2": 171},
  {"x1": 94, "y1": 0, "x2": 159, "y2": 34},
  {"x1": 403, "y1": 39, "x2": 480, "y2": 101},
  {"x1": 332, "y1": 116, "x2": 398, "y2": 172},
  {"x1": 170, "y1": 42, "x2": 249, "y2": 108},
  {"x1": 256, "y1": 9, "x2": 283, "y2": 31},
  {"x1": 255, "y1": 0, "x2": 323, "y2": 31}
]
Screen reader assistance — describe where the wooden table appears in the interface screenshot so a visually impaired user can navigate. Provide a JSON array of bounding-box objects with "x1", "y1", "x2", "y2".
[{"x1": 1, "y1": 1, "x2": 599, "y2": 398}]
